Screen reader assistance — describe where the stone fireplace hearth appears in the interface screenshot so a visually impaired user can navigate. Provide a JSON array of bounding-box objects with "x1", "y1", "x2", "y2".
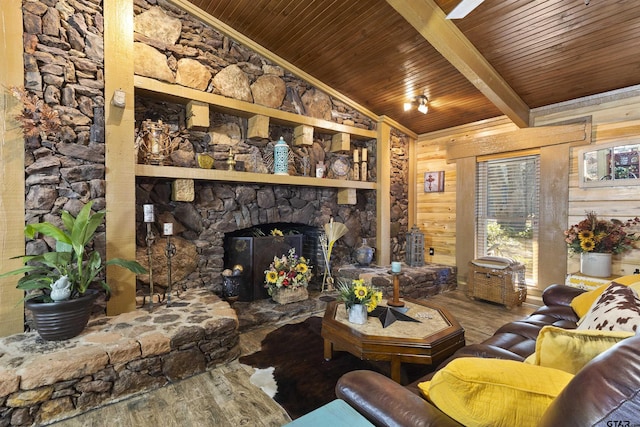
[{"x1": 0, "y1": 290, "x2": 238, "y2": 426}]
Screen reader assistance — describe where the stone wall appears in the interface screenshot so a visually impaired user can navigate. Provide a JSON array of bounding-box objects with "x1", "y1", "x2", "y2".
[
  {"x1": 132, "y1": 1, "x2": 375, "y2": 130},
  {"x1": 15, "y1": 0, "x2": 410, "y2": 310},
  {"x1": 20, "y1": 0, "x2": 107, "y2": 262},
  {"x1": 130, "y1": 1, "x2": 408, "y2": 298},
  {"x1": 390, "y1": 129, "x2": 410, "y2": 260}
]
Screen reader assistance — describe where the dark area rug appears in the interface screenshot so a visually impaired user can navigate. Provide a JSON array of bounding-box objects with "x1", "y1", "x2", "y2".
[{"x1": 239, "y1": 316, "x2": 434, "y2": 419}]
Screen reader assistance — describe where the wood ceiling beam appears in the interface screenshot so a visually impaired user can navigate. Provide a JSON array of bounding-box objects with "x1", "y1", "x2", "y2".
[{"x1": 386, "y1": 0, "x2": 530, "y2": 128}]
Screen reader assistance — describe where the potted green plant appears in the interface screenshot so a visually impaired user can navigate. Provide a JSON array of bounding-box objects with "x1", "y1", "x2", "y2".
[{"x1": 0, "y1": 201, "x2": 146, "y2": 340}]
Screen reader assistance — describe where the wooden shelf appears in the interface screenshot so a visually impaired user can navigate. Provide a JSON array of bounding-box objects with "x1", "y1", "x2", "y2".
[
  {"x1": 134, "y1": 75, "x2": 377, "y2": 140},
  {"x1": 135, "y1": 164, "x2": 377, "y2": 190}
]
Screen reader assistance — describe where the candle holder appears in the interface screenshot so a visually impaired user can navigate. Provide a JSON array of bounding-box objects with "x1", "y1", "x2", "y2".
[
  {"x1": 164, "y1": 223, "x2": 176, "y2": 306},
  {"x1": 143, "y1": 204, "x2": 155, "y2": 312},
  {"x1": 226, "y1": 148, "x2": 236, "y2": 171},
  {"x1": 388, "y1": 272, "x2": 405, "y2": 307}
]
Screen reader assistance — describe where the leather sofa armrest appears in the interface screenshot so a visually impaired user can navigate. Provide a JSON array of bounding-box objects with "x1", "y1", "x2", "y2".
[
  {"x1": 542, "y1": 284, "x2": 585, "y2": 307},
  {"x1": 335, "y1": 370, "x2": 463, "y2": 427}
]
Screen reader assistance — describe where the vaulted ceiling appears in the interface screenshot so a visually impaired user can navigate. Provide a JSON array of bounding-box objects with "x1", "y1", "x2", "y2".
[{"x1": 185, "y1": 0, "x2": 640, "y2": 135}]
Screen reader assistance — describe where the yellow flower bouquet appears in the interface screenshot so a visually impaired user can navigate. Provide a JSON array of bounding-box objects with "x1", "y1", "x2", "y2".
[
  {"x1": 264, "y1": 248, "x2": 312, "y2": 295},
  {"x1": 564, "y1": 211, "x2": 640, "y2": 254},
  {"x1": 337, "y1": 278, "x2": 383, "y2": 312}
]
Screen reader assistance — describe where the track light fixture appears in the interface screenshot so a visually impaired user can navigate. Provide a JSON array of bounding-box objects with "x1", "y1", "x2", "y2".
[{"x1": 403, "y1": 94, "x2": 429, "y2": 114}]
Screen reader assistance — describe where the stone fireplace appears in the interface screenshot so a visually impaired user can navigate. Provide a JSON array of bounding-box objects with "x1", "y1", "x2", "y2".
[
  {"x1": 224, "y1": 223, "x2": 327, "y2": 301},
  {"x1": 134, "y1": 178, "x2": 377, "y2": 304}
]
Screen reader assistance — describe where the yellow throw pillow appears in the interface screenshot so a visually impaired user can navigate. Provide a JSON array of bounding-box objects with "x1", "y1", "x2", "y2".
[
  {"x1": 534, "y1": 325, "x2": 633, "y2": 374},
  {"x1": 417, "y1": 380, "x2": 431, "y2": 400},
  {"x1": 570, "y1": 284, "x2": 607, "y2": 318},
  {"x1": 612, "y1": 274, "x2": 640, "y2": 286},
  {"x1": 570, "y1": 274, "x2": 640, "y2": 318},
  {"x1": 426, "y1": 358, "x2": 574, "y2": 427}
]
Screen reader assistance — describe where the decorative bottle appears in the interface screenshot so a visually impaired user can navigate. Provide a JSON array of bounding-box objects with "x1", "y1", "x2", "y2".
[{"x1": 273, "y1": 137, "x2": 289, "y2": 175}]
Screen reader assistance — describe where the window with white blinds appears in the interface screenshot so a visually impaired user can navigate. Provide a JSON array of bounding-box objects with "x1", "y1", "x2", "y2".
[{"x1": 476, "y1": 155, "x2": 540, "y2": 284}]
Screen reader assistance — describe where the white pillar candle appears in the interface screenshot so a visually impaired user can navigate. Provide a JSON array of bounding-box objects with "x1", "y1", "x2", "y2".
[
  {"x1": 163, "y1": 223, "x2": 173, "y2": 236},
  {"x1": 391, "y1": 261, "x2": 402, "y2": 273},
  {"x1": 143, "y1": 204, "x2": 154, "y2": 223},
  {"x1": 353, "y1": 149, "x2": 359, "y2": 163},
  {"x1": 361, "y1": 148, "x2": 367, "y2": 162}
]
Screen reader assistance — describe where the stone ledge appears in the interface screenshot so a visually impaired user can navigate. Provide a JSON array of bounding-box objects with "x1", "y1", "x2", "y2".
[
  {"x1": 0, "y1": 289, "x2": 239, "y2": 426},
  {"x1": 336, "y1": 263, "x2": 458, "y2": 299}
]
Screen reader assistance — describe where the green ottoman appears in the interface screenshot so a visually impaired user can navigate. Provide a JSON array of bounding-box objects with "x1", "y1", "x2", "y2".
[{"x1": 285, "y1": 399, "x2": 373, "y2": 426}]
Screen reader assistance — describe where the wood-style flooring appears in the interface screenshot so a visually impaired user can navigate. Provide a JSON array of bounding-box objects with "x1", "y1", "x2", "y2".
[{"x1": 51, "y1": 289, "x2": 537, "y2": 427}]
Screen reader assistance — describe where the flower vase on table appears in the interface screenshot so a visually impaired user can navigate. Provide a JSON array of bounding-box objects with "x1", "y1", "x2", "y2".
[
  {"x1": 337, "y1": 278, "x2": 382, "y2": 324},
  {"x1": 348, "y1": 304, "x2": 368, "y2": 324},
  {"x1": 565, "y1": 211, "x2": 640, "y2": 278},
  {"x1": 580, "y1": 252, "x2": 612, "y2": 278}
]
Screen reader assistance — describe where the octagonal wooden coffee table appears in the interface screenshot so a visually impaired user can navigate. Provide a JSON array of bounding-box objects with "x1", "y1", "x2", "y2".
[{"x1": 321, "y1": 298, "x2": 465, "y2": 383}]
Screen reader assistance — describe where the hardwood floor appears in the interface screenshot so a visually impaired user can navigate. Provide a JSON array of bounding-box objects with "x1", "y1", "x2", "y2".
[{"x1": 51, "y1": 290, "x2": 537, "y2": 427}]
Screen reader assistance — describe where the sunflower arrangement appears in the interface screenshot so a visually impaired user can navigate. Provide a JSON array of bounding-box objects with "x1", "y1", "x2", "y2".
[
  {"x1": 264, "y1": 248, "x2": 312, "y2": 295},
  {"x1": 336, "y1": 278, "x2": 383, "y2": 312},
  {"x1": 564, "y1": 211, "x2": 640, "y2": 254}
]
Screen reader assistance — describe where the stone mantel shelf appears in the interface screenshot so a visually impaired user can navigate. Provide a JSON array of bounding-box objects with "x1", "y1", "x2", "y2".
[
  {"x1": 135, "y1": 163, "x2": 377, "y2": 189},
  {"x1": 134, "y1": 75, "x2": 378, "y2": 140}
]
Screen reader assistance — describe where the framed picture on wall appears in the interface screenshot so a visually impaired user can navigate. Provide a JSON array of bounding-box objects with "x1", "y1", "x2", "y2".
[{"x1": 424, "y1": 171, "x2": 445, "y2": 193}]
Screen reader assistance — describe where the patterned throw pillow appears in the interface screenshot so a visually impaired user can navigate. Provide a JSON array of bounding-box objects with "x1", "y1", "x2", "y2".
[{"x1": 577, "y1": 282, "x2": 640, "y2": 332}]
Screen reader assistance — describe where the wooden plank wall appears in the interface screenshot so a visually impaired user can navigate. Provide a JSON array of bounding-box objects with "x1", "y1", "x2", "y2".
[
  {"x1": 0, "y1": 1, "x2": 26, "y2": 336},
  {"x1": 533, "y1": 95, "x2": 640, "y2": 277},
  {"x1": 414, "y1": 91, "x2": 640, "y2": 293},
  {"x1": 416, "y1": 117, "x2": 517, "y2": 269},
  {"x1": 415, "y1": 137, "x2": 457, "y2": 267}
]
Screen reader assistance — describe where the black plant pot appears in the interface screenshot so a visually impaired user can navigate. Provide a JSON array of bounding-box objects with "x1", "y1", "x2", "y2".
[{"x1": 25, "y1": 289, "x2": 99, "y2": 341}]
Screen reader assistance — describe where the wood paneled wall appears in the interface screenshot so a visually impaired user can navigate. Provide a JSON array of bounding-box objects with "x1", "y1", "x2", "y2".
[
  {"x1": 416, "y1": 117, "x2": 518, "y2": 271},
  {"x1": 0, "y1": 1, "x2": 26, "y2": 336},
  {"x1": 415, "y1": 89, "x2": 640, "y2": 293},
  {"x1": 415, "y1": 136, "x2": 459, "y2": 267},
  {"x1": 533, "y1": 94, "x2": 640, "y2": 277}
]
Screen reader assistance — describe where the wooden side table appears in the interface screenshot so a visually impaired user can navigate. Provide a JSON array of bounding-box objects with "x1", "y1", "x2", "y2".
[{"x1": 321, "y1": 298, "x2": 465, "y2": 383}]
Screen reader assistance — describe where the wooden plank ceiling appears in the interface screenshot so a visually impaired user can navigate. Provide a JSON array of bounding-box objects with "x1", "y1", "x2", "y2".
[{"x1": 185, "y1": 0, "x2": 640, "y2": 135}]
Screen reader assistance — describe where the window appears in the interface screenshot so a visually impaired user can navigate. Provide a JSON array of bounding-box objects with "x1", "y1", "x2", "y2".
[{"x1": 476, "y1": 155, "x2": 539, "y2": 284}]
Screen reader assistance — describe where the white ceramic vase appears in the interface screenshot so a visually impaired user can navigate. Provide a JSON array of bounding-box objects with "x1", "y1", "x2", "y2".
[
  {"x1": 580, "y1": 252, "x2": 612, "y2": 278},
  {"x1": 348, "y1": 304, "x2": 368, "y2": 324}
]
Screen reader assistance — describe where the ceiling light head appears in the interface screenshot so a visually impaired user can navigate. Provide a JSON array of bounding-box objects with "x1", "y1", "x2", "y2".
[{"x1": 405, "y1": 94, "x2": 429, "y2": 114}]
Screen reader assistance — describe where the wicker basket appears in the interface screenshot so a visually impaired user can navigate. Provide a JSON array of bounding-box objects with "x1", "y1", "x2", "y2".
[
  {"x1": 271, "y1": 286, "x2": 309, "y2": 304},
  {"x1": 467, "y1": 257, "x2": 526, "y2": 309}
]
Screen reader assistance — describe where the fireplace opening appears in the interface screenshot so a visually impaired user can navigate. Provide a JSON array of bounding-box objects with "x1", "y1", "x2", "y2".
[{"x1": 223, "y1": 223, "x2": 327, "y2": 301}]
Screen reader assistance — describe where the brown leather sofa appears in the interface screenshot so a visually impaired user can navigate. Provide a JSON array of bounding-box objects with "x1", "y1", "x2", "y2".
[{"x1": 335, "y1": 284, "x2": 640, "y2": 426}]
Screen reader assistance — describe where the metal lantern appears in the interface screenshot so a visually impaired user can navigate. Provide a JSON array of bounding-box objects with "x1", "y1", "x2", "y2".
[
  {"x1": 273, "y1": 136, "x2": 289, "y2": 175},
  {"x1": 405, "y1": 224, "x2": 425, "y2": 267}
]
